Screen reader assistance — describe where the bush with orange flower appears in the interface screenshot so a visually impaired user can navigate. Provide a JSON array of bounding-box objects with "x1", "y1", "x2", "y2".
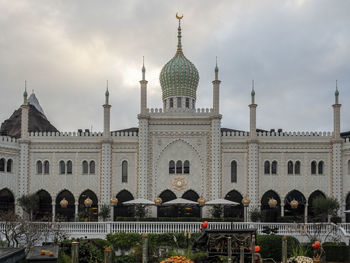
[{"x1": 160, "y1": 256, "x2": 194, "y2": 263}]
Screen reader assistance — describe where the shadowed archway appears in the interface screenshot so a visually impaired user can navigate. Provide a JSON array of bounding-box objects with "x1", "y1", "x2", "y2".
[
  {"x1": 181, "y1": 190, "x2": 200, "y2": 217},
  {"x1": 35, "y1": 190, "x2": 52, "y2": 221},
  {"x1": 308, "y1": 190, "x2": 326, "y2": 222},
  {"x1": 55, "y1": 190, "x2": 75, "y2": 222},
  {"x1": 224, "y1": 190, "x2": 243, "y2": 219},
  {"x1": 158, "y1": 190, "x2": 177, "y2": 218},
  {"x1": 78, "y1": 190, "x2": 98, "y2": 221},
  {"x1": 115, "y1": 190, "x2": 134, "y2": 219},
  {"x1": 261, "y1": 190, "x2": 281, "y2": 222},
  {"x1": 284, "y1": 190, "x2": 306, "y2": 222},
  {"x1": 0, "y1": 188, "x2": 15, "y2": 213}
]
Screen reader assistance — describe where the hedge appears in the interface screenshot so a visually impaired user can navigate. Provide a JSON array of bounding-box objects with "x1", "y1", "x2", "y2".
[
  {"x1": 322, "y1": 242, "x2": 349, "y2": 262},
  {"x1": 114, "y1": 217, "x2": 243, "y2": 222}
]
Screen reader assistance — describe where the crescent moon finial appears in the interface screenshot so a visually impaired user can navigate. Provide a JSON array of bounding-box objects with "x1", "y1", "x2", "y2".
[{"x1": 176, "y1": 12, "x2": 183, "y2": 20}]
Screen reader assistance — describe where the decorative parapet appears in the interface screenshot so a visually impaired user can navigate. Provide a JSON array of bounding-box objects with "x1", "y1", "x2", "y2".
[
  {"x1": 0, "y1": 136, "x2": 18, "y2": 143},
  {"x1": 221, "y1": 131, "x2": 249, "y2": 137},
  {"x1": 0, "y1": 136, "x2": 19, "y2": 150},
  {"x1": 147, "y1": 108, "x2": 213, "y2": 115},
  {"x1": 29, "y1": 131, "x2": 103, "y2": 137},
  {"x1": 111, "y1": 131, "x2": 138, "y2": 137},
  {"x1": 221, "y1": 131, "x2": 333, "y2": 137}
]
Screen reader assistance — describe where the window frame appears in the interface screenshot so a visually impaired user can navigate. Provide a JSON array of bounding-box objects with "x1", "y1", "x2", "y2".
[
  {"x1": 231, "y1": 160, "x2": 237, "y2": 183},
  {"x1": 122, "y1": 160, "x2": 128, "y2": 183}
]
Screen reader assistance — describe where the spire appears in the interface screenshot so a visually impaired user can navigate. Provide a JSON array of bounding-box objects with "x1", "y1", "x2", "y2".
[
  {"x1": 142, "y1": 56, "x2": 146, "y2": 81},
  {"x1": 23, "y1": 80, "x2": 28, "y2": 105},
  {"x1": 105, "y1": 80, "x2": 109, "y2": 105},
  {"x1": 251, "y1": 80, "x2": 255, "y2": 104},
  {"x1": 335, "y1": 80, "x2": 339, "y2": 104},
  {"x1": 176, "y1": 13, "x2": 183, "y2": 52},
  {"x1": 215, "y1": 56, "x2": 219, "y2": 80}
]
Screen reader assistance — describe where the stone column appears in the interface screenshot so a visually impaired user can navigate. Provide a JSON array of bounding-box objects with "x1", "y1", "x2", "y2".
[
  {"x1": 304, "y1": 203, "x2": 308, "y2": 223},
  {"x1": 211, "y1": 117, "x2": 222, "y2": 199},
  {"x1": 281, "y1": 204, "x2": 284, "y2": 217},
  {"x1": 52, "y1": 203, "x2": 56, "y2": 222},
  {"x1": 138, "y1": 117, "x2": 149, "y2": 199},
  {"x1": 248, "y1": 142, "x2": 259, "y2": 208},
  {"x1": 75, "y1": 202, "x2": 79, "y2": 220}
]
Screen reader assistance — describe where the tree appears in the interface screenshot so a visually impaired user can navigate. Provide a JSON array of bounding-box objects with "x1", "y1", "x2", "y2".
[
  {"x1": 312, "y1": 197, "x2": 339, "y2": 222},
  {"x1": 17, "y1": 194, "x2": 39, "y2": 221},
  {"x1": 98, "y1": 204, "x2": 111, "y2": 221}
]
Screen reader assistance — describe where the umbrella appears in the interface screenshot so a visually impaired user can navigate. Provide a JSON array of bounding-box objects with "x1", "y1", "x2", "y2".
[
  {"x1": 162, "y1": 198, "x2": 198, "y2": 206},
  {"x1": 205, "y1": 199, "x2": 239, "y2": 206},
  {"x1": 123, "y1": 198, "x2": 155, "y2": 206},
  {"x1": 344, "y1": 210, "x2": 350, "y2": 213}
]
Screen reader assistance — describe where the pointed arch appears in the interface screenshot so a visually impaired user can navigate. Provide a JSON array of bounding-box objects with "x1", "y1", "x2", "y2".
[
  {"x1": 67, "y1": 160, "x2": 72, "y2": 174},
  {"x1": 308, "y1": 190, "x2": 326, "y2": 222},
  {"x1": 184, "y1": 160, "x2": 190, "y2": 174},
  {"x1": 311, "y1": 161, "x2": 317, "y2": 175},
  {"x1": 231, "y1": 160, "x2": 237, "y2": 182},
  {"x1": 287, "y1": 161, "x2": 293, "y2": 175},
  {"x1": 59, "y1": 161, "x2": 65, "y2": 174},
  {"x1": 43, "y1": 161, "x2": 50, "y2": 174},
  {"x1": 284, "y1": 190, "x2": 306, "y2": 221},
  {"x1": 6, "y1": 159, "x2": 13, "y2": 173},
  {"x1": 0, "y1": 158, "x2": 5, "y2": 172},
  {"x1": 318, "y1": 161, "x2": 324, "y2": 175},
  {"x1": 82, "y1": 161, "x2": 88, "y2": 174},
  {"x1": 295, "y1": 161, "x2": 301, "y2": 175},
  {"x1": 89, "y1": 161, "x2": 95, "y2": 174},
  {"x1": 169, "y1": 160, "x2": 175, "y2": 174},
  {"x1": 35, "y1": 190, "x2": 52, "y2": 221},
  {"x1": 115, "y1": 190, "x2": 134, "y2": 218},
  {"x1": 181, "y1": 190, "x2": 200, "y2": 217},
  {"x1": 78, "y1": 189, "x2": 98, "y2": 221},
  {"x1": 37, "y1": 160, "x2": 43, "y2": 174},
  {"x1": 158, "y1": 189, "x2": 177, "y2": 218},
  {"x1": 271, "y1": 161, "x2": 277, "y2": 175},
  {"x1": 0, "y1": 188, "x2": 15, "y2": 213},
  {"x1": 224, "y1": 190, "x2": 244, "y2": 219},
  {"x1": 176, "y1": 160, "x2": 183, "y2": 174},
  {"x1": 261, "y1": 190, "x2": 281, "y2": 222},
  {"x1": 122, "y1": 161, "x2": 128, "y2": 182},
  {"x1": 264, "y1": 161, "x2": 270, "y2": 174},
  {"x1": 55, "y1": 189, "x2": 75, "y2": 222}
]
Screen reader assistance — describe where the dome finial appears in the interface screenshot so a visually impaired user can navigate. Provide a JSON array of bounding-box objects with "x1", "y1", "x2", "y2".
[
  {"x1": 23, "y1": 80, "x2": 28, "y2": 105},
  {"x1": 335, "y1": 79, "x2": 339, "y2": 104},
  {"x1": 176, "y1": 13, "x2": 183, "y2": 51},
  {"x1": 215, "y1": 56, "x2": 219, "y2": 80},
  {"x1": 251, "y1": 80, "x2": 255, "y2": 104},
  {"x1": 105, "y1": 80, "x2": 109, "y2": 105},
  {"x1": 142, "y1": 56, "x2": 146, "y2": 80}
]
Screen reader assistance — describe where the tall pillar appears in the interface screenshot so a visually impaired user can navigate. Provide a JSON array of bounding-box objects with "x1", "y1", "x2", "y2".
[
  {"x1": 333, "y1": 82, "x2": 341, "y2": 139},
  {"x1": 75, "y1": 202, "x2": 78, "y2": 220},
  {"x1": 249, "y1": 81, "x2": 257, "y2": 138},
  {"x1": 212, "y1": 58, "x2": 220, "y2": 114},
  {"x1": 211, "y1": 117, "x2": 222, "y2": 199},
  {"x1": 140, "y1": 57, "x2": 148, "y2": 114},
  {"x1": 52, "y1": 203, "x2": 56, "y2": 222},
  {"x1": 304, "y1": 203, "x2": 308, "y2": 223}
]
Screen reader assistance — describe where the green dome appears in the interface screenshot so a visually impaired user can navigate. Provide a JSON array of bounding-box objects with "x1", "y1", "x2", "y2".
[{"x1": 160, "y1": 20, "x2": 199, "y2": 100}]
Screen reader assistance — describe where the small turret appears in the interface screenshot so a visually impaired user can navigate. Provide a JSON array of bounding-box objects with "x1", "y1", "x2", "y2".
[
  {"x1": 332, "y1": 80, "x2": 341, "y2": 139},
  {"x1": 251, "y1": 80, "x2": 255, "y2": 104},
  {"x1": 23, "y1": 80, "x2": 28, "y2": 105},
  {"x1": 105, "y1": 80, "x2": 109, "y2": 105},
  {"x1": 142, "y1": 56, "x2": 146, "y2": 81},
  {"x1": 335, "y1": 80, "x2": 339, "y2": 104},
  {"x1": 215, "y1": 56, "x2": 219, "y2": 81}
]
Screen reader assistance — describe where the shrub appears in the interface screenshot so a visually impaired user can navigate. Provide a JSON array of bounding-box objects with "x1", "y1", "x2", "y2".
[
  {"x1": 322, "y1": 242, "x2": 348, "y2": 262},
  {"x1": 107, "y1": 232, "x2": 142, "y2": 251},
  {"x1": 257, "y1": 235, "x2": 299, "y2": 261}
]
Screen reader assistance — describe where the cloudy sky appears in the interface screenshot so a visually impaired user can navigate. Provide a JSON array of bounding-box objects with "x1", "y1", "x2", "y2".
[{"x1": 0, "y1": 0, "x2": 349, "y2": 133}]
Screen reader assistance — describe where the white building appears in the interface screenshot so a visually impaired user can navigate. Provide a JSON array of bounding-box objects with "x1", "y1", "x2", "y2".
[{"x1": 1, "y1": 17, "x2": 349, "y2": 222}]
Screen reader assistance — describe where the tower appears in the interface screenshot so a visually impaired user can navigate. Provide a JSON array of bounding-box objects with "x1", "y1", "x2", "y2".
[
  {"x1": 212, "y1": 58, "x2": 220, "y2": 114},
  {"x1": 249, "y1": 80, "x2": 257, "y2": 138},
  {"x1": 140, "y1": 57, "x2": 148, "y2": 114}
]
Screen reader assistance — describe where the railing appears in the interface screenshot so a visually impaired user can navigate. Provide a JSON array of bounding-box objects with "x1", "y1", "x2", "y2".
[{"x1": 0, "y1": 222, "x2": 349, "y2": 242}]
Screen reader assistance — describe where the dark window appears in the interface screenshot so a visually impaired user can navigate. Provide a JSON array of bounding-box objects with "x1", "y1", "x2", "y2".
[
  {"x1": 192, "y1": 99, "x2": 195, "y2": 109},
  {"x1": 318, "y1": 161, "x2": 324, "y2": 175},
  {"x1": 0, "y1": 158, "x2": 5, "y2": 172},
  {"x1": 177, "y1": 97, "x2": 182, "y2": 108},
  {"x1": 90, "y1": 161, "x2": 95, "y2": 174},
  {"x1": 176, "y1": 160, "x2": 182, "y2": 174},
  {"x1": 311, "y1": 161, "x2": 317, "y2": 175},
  {"x1": 122, "y1": 161, "x2": 128, "y2": 183},
  {"x1": 348, "y1": 160, "x2": 350, "y2": 175},
  {"x1": 231, "y1": 161, "x2": 237, "y2": 183},
  {"x1": 59, "y1": 161, "x2": 65, "y2": 174},
  {"x1": 169, "y1": 98, "x2": 174, "y2": 108},
  {"x1": 184, "y1": 160, "x2": 190, "y2": 174},
  {"x1": 44, "y1": 161, "x2": 50, "y2": 174},
  {"x1": 295, "y1": 161, "x2": 301, "y2": 175},
  {"x1": 264, "y1": 161, "x2": 270, "y2": 174},
  {"x1": 287, "y1": 161, "x2": 293, "y2": 175},
  {"x1": 82, "y1": 161, "x2": 88, "y2": 174},
  {"x1": 169, "y1": 160, "x2": 175, "y2": 174},
  {"x1": 185, "y1": 98, "x2": 190, "y2": 108},
  {"x1": 67, "y1": 161, "x2": 72, "y2": 174},
  {"x1": 271, "y1": 161, "x2": 277, "y2": 175},
  {"x1": 37, "y1": 161, "x2": 43, "y2": 174},
  {"x1": 6, "y1": 159, "x2": 12, "y2": 173}
]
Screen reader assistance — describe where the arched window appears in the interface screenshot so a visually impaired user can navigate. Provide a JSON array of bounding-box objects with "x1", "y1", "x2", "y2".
[
  {"x1": 44, "y1": 161, "x2": 50, "y2": 174},
  {"x1": 0, "y1": 158, "x2": 5, "y2": 172},
  {"x1": 192, "y1": 99, "x2": 195, "y2": 109},
  {"x1": 271, "y1": 161, "x2": 277, "y2": 175},
  {"x1": 231, "y1": 161, "x2": 237, "y2": 183},
  {"x1": 59, "y1": 161, "x2": 65, "y2": 174},
  {"x1": 37, "y1": 161, "x2": 43, "y2": 174},
  {"x1": 287, "y1": 161, "x2": 293, "y2": 175},
  {"x1": 177, "y1": 97, "x2": 182, "y2": 108},
  {"x1": 169, "y1": 98, "x2": 174, "y2": 108},
  {"x1": 67, "y1": 161, "x2": 73, "y2": 174},
  {"x1": 264, "y1": 161, "x2": 270, "y2": 174},
  {"x1": 185, "y1": 98, "x2": 190, "y2": 108},
  {"x1": 318, "y1": 161, "x2": 324, "y2": 175},
  {"x1": 6, "y1": 159, "x2": 13, "y2": 173},
  {"x1": 184, "y1": 160, "x2": 190, "y2": 174},
  {"x1": 122, "y1": 161, "x2": 128, "y2": 183},
  {"x1": 348, "y1": 160, "x2": 350, "y2": 175},
  {"x1": 176, "y1": 160, "x2": 182, "y2": 174},
  {"x1": 90, "y1": 161, "x2": 95, "y2": 174},
  {"x1": 169, "y1": 161, "x2": 175, "y2": 174},
  {"x1": 295, "y1": 161, "x2": 301, "y2": 175},
  {"x1": 311, "y1": 161, "x2": 317, "y2": 175},
  {"x1": 82, "y1": 161, "x2": 88, "y2": 174}
]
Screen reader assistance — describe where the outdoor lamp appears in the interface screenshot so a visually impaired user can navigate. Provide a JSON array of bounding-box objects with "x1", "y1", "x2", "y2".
[
  {"x1": 268, "y1": 198, "x2": 278, "y2": 208},
  {"x1": 290, "y1": 199, "x2": 299, "y2": 209},
  {"x1": 60, "y1": 198, "x2": 68, "y2": 208},
  {"x1": 154, "y1": 197, "x2": 162, "y2": 206},
  {"x1": 197, "y1": 197, "x2": 206, "y2": 206},
  {"x1": 84, "y1": 197, "x2": 93, "y2": 208},
  {"x1": 242, "y1": 198, "x2": 250, "y2": 207},
  {"x1": 110, "y1": 197, "x2": 118, "y2": 205}
]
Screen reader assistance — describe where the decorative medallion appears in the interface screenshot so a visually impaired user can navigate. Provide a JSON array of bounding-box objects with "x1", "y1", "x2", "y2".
[{"x1": 172, "y1": 176, "x2": 187, "y2": 191}]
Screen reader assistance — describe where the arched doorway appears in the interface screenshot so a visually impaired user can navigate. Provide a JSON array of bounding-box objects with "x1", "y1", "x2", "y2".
[
  {"x1": 78, "y1": 190, "x2": 98, "y2": 221},
  {"x1": 181, "y1": 190, "x2": 200, "y2": 217},
  {"x1": 115, "y1": 190, "x2": 134, "y2": 219},
  {"x1": 261, "y1": 190, "x2": 281, "y2": 222},
  {"x1": 346, "y1": 193, "x2": 350, "y2": 223},
  {"x1": 224, "y1": 190, "x2": 244, "y2": 219},
  {"x1": 308, "y1": 190, "x2": 326, "y2": 222},
  {"x1": 55, "y1": 190, "x2": 75, "y2": 222},
  {"x1": 158, "y1": 190, "x2": 177, "y2": 218},
  {"x1": 284, "y1": 190, "x2": 306, "y2": 222},
  {"x1": 0, "y1": 188, "x2": 15, "y2": 213},
  {"x1": 35, "y1": 190, "x2": 52, "y2": 221}
]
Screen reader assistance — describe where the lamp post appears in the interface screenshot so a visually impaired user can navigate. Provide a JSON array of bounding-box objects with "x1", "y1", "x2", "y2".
[
  {"x1": 242, "y1": 198, "x2": 250, "y2": 222},
  {"x1": 154, "y1": 197, "x2": 162, "y2": 220},
  {"x1": 198, "y1": 197, "x2": 206, "y2": 218},
  {"x1": 84, "y1": 197, "x2": 93, "y2": 221},
  {"x1": 110, "y1": 198, "x2": 118, "y2": 221}
]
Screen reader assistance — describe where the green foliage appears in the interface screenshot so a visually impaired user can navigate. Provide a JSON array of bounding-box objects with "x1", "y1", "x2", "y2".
[
  {"x1": 78, "y1": 240, "x2": 104, "y2": 263},
  {"x1": 98, "y1": 204, "x2": 111, "y2": 221},
  {"x1": 135, "y1": 205, "x2": 146, "y2": 218},
  {"x1": 278, "y1": 216, "x2": 295, "y2": 223},
  {"x1": 114, "y1": 255, "x2": 135, "y2": 263},
  {"x1": 257, "y1": 235, "x2": 299, "y2": 261},
  {"x1": 291, "y1": 244, "x2": 308, "y2": 257},
  {"x1": 58, "y1": 251, "x2": 71, "y2": 263},
  {"x1": 107, "y1": 232, "x2": 142, "y2": 250},
  {"x1": 17, "y1": 194, "x2": 39, "y2": 221},
  {"x1": 322, "y1": 242, "x2": 349, "y2": 262},
  {"x1": 330, "y1": 215, "x2": 342, "y2": 224},
  {"x1": 250, "y1": 207, "x2": 262, "y2": 222},
  {"x1": 210, "y1": 205, "x2": 223, "y2": 218},
  {"x1": 312, "y1": 196, "x2": 339, "y2": 222}
]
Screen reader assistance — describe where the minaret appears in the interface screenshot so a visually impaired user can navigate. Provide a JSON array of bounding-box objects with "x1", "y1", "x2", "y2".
[
  {"x1": 249, "y1": 80, "x2": 257, "y2": 138},
  {"x1": 21, "y1": 81, "x2": 29, "y2": 139},
  {"x1": 140, "y1": 57, "x2": 148, "y2": 114},
  {"x1": 333, "y1": 80, "x2": 341, "y2": 139},
  {"x1": 103, "y1": 81, "x2": 111, "y2": 138},
  {"x1": 212, "y1": 57, "x2": 220, "y2": 114}
]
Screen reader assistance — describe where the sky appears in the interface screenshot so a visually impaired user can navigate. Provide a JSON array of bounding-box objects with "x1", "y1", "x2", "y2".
[{"x1": 0, "y1": 0, "x2": 349, "y2": 133}]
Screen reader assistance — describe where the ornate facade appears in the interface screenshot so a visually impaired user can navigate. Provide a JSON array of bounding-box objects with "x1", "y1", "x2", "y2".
[{"x1": 1, "y1": 17, "x2": 350, "y2": 222}]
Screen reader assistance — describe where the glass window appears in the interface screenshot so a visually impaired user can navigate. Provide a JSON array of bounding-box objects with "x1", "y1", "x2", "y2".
[
  {"x1": 170, "y1": 98, "x2": 174, "y2": 108},
  {"x1": 318, "y1": 161, "x2": 324, "y2": 175},
  {"x1": 184, "y1": 160, "x2": 190, "y2": 174},
  {"x1": 37, "y1": 161, "x2": 43, "y2": 174},
  {"x1": 311, "y1": 161, "x2": 317, "y2": 175},
  {"x1": 231, "y1": 161, "x2": 237, "y2": 183},
  {"x1": 82, "y1": 161, "x2": 88, "y2": 174},
  {"x1": 176, "y1": 160, "x2": 182, "y2": 174},
  {"x1": 44, "y1": 161, "x2": 50, "y2": 174},
  {"x1": 185, "y1": 98, "x2": 190, "y2": 108},
  {"x1": 90, "y1": 161, "x2": 95, "y2": 174},
  {"x1": 67, "y1": 161, "x2": 73, "y2": 174},
  {"x1": 6, "y1": 159, "x2": 12, "y2": 173},
  {"x1": 264, "y1": 161, "x2": 270, "y2": 174},
  {"x1": 122, "y1": 161, "x2": 128, "y2": 183},
  {"x1": 177, "y1": 97, "x2": 182, "y2": 108},
  {"x1": 192, "y1": 99, "x2": 195, "y2": 109},
  {"x1": 0, "y1": 158, "x2": 4, "y2": 172},
  {"x1": 271, "y1": 161, "x2": 277, "y2": 175},
  {"x1": 169, "y1": 160, "x2": 175, "y2": 174},
  {"x1": 59, "y1": 161, "x2": 65, "y2": 174},
  {"x1": 295, "y1": 161, "x2": 301, "y2": 175},
  {"x1": 287, "y1": 161, "x2": 293, "y2": 175}
]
